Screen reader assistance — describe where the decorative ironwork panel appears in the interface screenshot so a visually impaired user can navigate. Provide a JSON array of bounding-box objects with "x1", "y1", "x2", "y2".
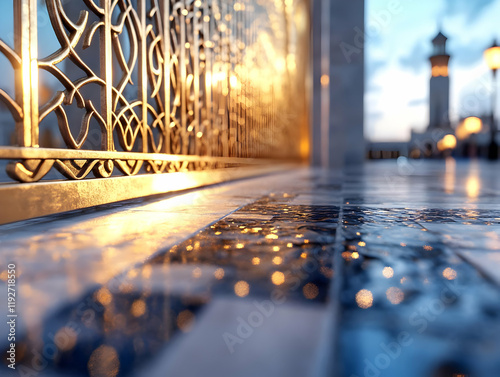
[{"x1": 0, "y1": 0, "x2": 310, "y2": 221}]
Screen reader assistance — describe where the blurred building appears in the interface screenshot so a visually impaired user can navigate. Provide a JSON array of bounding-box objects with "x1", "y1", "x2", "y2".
[
  {"x1": 409, "y1": 30, "x2": 453, "y2": 158},
  {"x1": 429, "y1": 32, "x2": 452, "y2": 132},
  {"x1": 366, "y1": 141, "x2": 408, "y2": 159},
  {"x1": 368, "y1": 30, "x2": 494, "y2": 160}
]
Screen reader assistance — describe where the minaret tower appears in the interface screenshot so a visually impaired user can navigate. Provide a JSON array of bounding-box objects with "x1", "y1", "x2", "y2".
[{"x1": 428, "y1": 31, "x2": 451, "y2": 131}]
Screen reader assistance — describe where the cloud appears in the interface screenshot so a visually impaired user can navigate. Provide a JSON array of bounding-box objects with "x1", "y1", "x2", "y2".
[
  {"x1": 443, "y1": 0, "x2": 496, "y2": 22},
  {"x1": 399, "y1": 41, "x2": 428, "y2": 73},
  {"x1": 367, "y1": 112, "x2": 384, "y2": 123},
  {"x1": 367, "y1": 60, "x2": 387, "y2": 78},
  {"x1": 408, "y1": 98, "x2": 428, "y2": 107},
  {"x1": 366, "y1": 84, "x2": 383, "y2": 93}
]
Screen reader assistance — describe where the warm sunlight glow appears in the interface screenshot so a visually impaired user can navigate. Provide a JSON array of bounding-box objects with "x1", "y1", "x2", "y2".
[
  {"x1": 320, "y1": 74, "x2": 330, "y2": 87},
  {"x1": 131, "y1": 299, "x2": 147, "y2": 317},
  {"x1": 382, "y1": 267, "x2": 394, "y2": 278},
  {"x1": 444, "y1": 157, "x2": 456, "y2": 194},
  {"x1": 214, "y1": 268, "x2": 225, "y2": 280},
  {"x1": 177, "y1": 310, "x2": 195, "y2": 332},
  {"x1": 271, "y1": 271, "x2": 285, "y2": 285},
  {"x1": 443, "y1": 267, "x2": 457, "y2": 280},
  {"x1": 88, "y1": 345, "x2": 120, "y2": 377},
  {"x1": 355, "y1": 289, "x2": 373, "y2": 309},
  {"x1": 303, "y1": 283, "x2": 319, "y2": 299},
  {"x1": 234, "y1": 280, "x2": 250, "y2": 297},
  {"x1": 466, "y1": 176, "x2": 480, "y2": 199},
  {"x1": 386, "y1": 287, "x2": 404, "y2": 305}
]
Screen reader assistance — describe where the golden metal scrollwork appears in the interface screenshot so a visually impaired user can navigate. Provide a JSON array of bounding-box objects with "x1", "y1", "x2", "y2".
[{"x1": 0, "y1": 0, "x2": 309, "y2": 184}]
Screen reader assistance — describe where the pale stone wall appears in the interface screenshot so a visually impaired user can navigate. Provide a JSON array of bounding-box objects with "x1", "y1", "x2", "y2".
[{"x1": 311, "y1": 0, "x2": 365, "y2": 168}]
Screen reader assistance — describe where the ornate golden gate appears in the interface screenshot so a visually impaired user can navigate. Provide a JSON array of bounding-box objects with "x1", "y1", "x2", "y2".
[{"x1": 0, "y1": 0, "x2": 310, "y2": 224}]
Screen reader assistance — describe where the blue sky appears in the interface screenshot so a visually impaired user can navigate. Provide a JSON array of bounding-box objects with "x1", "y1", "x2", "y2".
[{"x1": 366, "y1": 0, "x2": 500, "y2": 141}]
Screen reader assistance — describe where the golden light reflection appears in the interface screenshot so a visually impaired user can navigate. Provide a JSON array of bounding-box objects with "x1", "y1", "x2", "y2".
[
  {"x1": 192, "y1": 267, "x2": 202, "y2": 278},
  {"x1": 251, "y1": 257, "x2": 261, "y2": 265},
  {"x1": 271, "y1": 271, "x2": 285, "y2": 285},
  {"x1": 229, "y1": 74, "x2": 238, "y2": 89},
  {"x1": 95, "y1": 287, "x2": 112, "y2": 306},
  {"x1": 236, "y1": 243, "x2": 245, "y2": 249},
  {"x1": 266, "y1": 234, "x2": 278, "y2": 240},
  {"x1": 303, "y1": 283, "x2": 319, "y2": 299},
  {"x1": 355, "y1": 289, "x2": 373, "y2": 309},
  {"x1": 443, "y1": 267, "x2": 457, "y2": 280},
  {"x1": 273, "y1": 246, "x2": 280, "y2": 252},
  {"x1": 272, "y1": 256, "x2": 283, "y2": 265},
  {"x1": 437, "y1": 134, "x2": 457, "y2": 151},
  {"x1": 131, "y1": 299, "x2": 147, "y2": 317},
  {"x1": 287, "y1": 243, "x2": 293, "y2": 248},
  {"x1": 386, "y1": 287, "x2": 404, "y2": 305},
  {"x1": 127, "y1": 269, "x2": 138, "y2": 278},
  {"x1": 382, "y1": 267, "x2": 394, "y2": 278},
  {"x1": 320, "y1": 74, "x2": 329, "y2": 87},
  {"x1": 177, "y1": 310, "x2": 195, "y2": 332},
  {"x1": 214, "y1": 268, "x2": 225, "y2": 279},
  {"x1": 466, "y1": 174, "x2": 480, "y2": 199},
  {"x1": 234, "y1": 280, "x2": 250, "y2": 297},
  {"x1": 444, "y1": 157, "x2": 456, "y2": 194},
  {"x1": 54, "y1": 326, "x2": 78, "y2": 352},
  {"x1": 320, "y1": 266, "x2": 334, "y2": 278},
  {"x1": 88, "y1": 345, "x2": 120, "y2": 377},
  {"x1": 142, "y1": 265, "x2": 152, "y2": 278}
]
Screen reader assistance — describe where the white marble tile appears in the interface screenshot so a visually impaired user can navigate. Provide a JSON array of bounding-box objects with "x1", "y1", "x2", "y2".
[{"x1": 135, "y1": 297, "x2": 327, "y2": 377}]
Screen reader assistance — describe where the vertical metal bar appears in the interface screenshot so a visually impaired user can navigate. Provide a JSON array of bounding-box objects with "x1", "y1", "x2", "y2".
[
  {"x1": 203, "y1": 0, "x2": 212, "y2": 157},
  {"x1": 320, "y1": 0, "x2": 330, "y2": 167},
  {"x1": 100, "y1": 0, "x2": 114, "y2": 151},
  {"x1": 193, "y1": 0, "x2": 200, "y2": 156},
  {"x1": 222, "y1": 2, "x2": 228, "y2": 157},
  {"x1": 162, "y1": 0, "x2": 171, "y2": 154},
  {"x1": 180, "y1": 1, "x2": 187, "y2": 153},
  {"x1": 138, "y1": 0, "x2": 148, "y2": 152},
  {"x1": 14, "y1": 0, "x2": 39, "y2": 147}
]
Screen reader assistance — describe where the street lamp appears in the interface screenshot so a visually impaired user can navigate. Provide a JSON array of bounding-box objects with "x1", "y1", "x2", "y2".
[{"x1": 484, "y1": 40, "x2": 500, "y2": 160}]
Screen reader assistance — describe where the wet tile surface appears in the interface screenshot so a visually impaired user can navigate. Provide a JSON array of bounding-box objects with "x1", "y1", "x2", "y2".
[
  {"x1": 15, "y1": 196, "x2": 338, "y2": 376},
  {"x1": 2, "y1": 160, "x2": 500, "y2": 377}
]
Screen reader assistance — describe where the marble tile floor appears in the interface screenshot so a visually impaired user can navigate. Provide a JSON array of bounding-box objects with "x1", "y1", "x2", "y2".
[{"x1": 1, "y1": 159, "x2": 500, "y2": 377}]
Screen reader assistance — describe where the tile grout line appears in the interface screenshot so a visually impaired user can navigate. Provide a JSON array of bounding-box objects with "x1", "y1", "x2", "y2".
[{"x1": 311, "y1": 179, "x2": 345, "y2": 377}]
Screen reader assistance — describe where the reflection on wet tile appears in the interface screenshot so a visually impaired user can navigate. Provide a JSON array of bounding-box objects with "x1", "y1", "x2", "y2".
[
  {"x1": 135, "y1": 298, "x2": 327, "y2": 377},
  {"x1": 4, "y1": 161, "x2": 500, "y2": 376},
  {"x1": 4, "y1": 187, "x2": 339, "y2": 376},
  {"x1": 337, "y1": 161, "x2": 500, "y2": 376},
  {"x1": 288, "y1": 194, "x2": 342, "y2": 206},
  {"x1": 458, "y1": 250, "x2": 500, "y2": 285}
]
